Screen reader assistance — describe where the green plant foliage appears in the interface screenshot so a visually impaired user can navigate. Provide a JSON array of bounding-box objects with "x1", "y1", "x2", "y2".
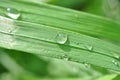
[{"x1": 0, "y1": 0, "x2": 120, "y2": 79}]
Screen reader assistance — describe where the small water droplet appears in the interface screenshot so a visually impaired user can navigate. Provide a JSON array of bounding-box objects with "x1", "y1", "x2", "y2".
[
  {"x1": 61, "y1": 54, "x2": 69, "y2": 61},
  {"x1": 112, "y1": 60, "x2": 118, "y2": 66},
  {"x1": 55, "y1": 32, "x2": 67, "y2": 44},
  {"x1": 74, "y1": 14, "x2": 79, "y2": 19},
  {"x1": 7, "y1": 8, "x2": 20, "y2": 19},
  {"x1": 0, "y1": 35, "x2": 16, "y2": 49},
  {"x1": 8, "y1": 29, "x2": 12, "y2": 33},
  {"x1": 85, "y1": 45, "x2": 93, "y2": 51},
  {"x1": 75, "y1": 14, "x2": 78, "y2": 17},
  {"x1": 84, "y1": 63, "x2": 91, "y2": 68}
]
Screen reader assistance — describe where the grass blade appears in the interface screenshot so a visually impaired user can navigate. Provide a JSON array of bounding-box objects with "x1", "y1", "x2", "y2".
[{"x1": 0, "y1": 0, "x2": 120, "y2": 72}]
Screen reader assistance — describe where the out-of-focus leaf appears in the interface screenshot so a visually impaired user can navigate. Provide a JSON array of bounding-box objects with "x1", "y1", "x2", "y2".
[
  {"x1": 48, "y1": 0, "x2": 88, "y2": 9},
  {"x1": 84, "y1": 0, "x2": 120, "y2": 21},
  {"x1": 6, "y1": 50, "x2": 49, "y2": 77},
  {"x1": 0, "y1": 64, "x2": 7, "y2": 74}
]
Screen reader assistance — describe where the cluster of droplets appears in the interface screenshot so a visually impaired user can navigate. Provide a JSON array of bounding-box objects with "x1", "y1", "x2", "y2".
[
  {"x1": 6, "y1": 8, "x2": 21, "y2": 19},
  {"x1": 84, "y1": 63, "x2": 91, "y2": 68},
  {"x1": 112, "y1": 60, "x2": 118, "y2": 66},
  {"x1": 111, "y1": 53, "x2": 119, "y2": 66},
  {"x1": 61, "y1": 54, "x2": 69, "y2": 61},
  {"x1": 55, "y1": 32, "x2": 94, "y2": 51},
  {"x1": 55, "y1": 32, "x2": 120, "y2": 68}
]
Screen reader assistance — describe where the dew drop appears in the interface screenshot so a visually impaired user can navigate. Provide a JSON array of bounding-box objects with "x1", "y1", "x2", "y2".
[
  {"x1": 55, "y1": 32, "x2": 67, "y2": 44},
  {"x1": 61, "y1": 54, "x2": 69, "y2": 61},
  {"x1": 84, "y1": 63, "x2": 91, "y2": 68},
  {"x1": 85, "y1": 45, "x2": 93, "y2": 51},
  {"x1": 7, "y1": 8, "x2": 21, "y2": 19},
  {"x1": 75, "y1": 14, "x2": 79, "y2": 18},
  {"x1": 112, "y1": 60, "x2": 118, "y2": 66}
]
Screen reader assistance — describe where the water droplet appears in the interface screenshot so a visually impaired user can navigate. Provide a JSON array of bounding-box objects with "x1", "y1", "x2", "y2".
[
  {"x1": 112, "y1": 60, "x2": 118, "y2": 66},
  {"x1": 55, "y1": 32, "x2": 67, "y2": 44},
  {"x1": 61, "y1": 54, "x2": 69, "y2": 61},
  {"x1": 7, "y1": 8, "x2": 20, "y2": 19},
  {"x1": 112, "y1": 53, "x2": 120, "y2": 59},
  {"x1": 8, "y1": 30, "x2": 12, "y2": 33},
  {"x1": 85, "y1": 45, "x2": 93, "y2": 51},
  {"x1": 84, "y1": 63, "x2": 91, "y2": 68}
]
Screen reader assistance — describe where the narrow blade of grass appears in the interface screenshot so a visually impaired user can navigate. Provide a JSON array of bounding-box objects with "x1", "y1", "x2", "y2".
[{"x1": 0, "y1": 0, "x2": 120, "y2": 42}]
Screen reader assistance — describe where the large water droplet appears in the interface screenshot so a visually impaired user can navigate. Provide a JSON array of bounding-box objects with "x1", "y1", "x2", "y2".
[
  {"x1": 55, "y1": 32, "x2": 67, "y2": 44},
  {"x1": 112, "y1": 60, "x2": 118, "y2": 66},
  {"x1": 61, "y1": 54, "x2": 69, "y2": 61},
  {"x1": 7, "y1": 8, "x2": 20, "y2": 19}
]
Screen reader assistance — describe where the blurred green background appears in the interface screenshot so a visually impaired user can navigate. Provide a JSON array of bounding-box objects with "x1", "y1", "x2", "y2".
[{"x1": 0, "y1": 0, "x2": 120, "y2": 80}]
